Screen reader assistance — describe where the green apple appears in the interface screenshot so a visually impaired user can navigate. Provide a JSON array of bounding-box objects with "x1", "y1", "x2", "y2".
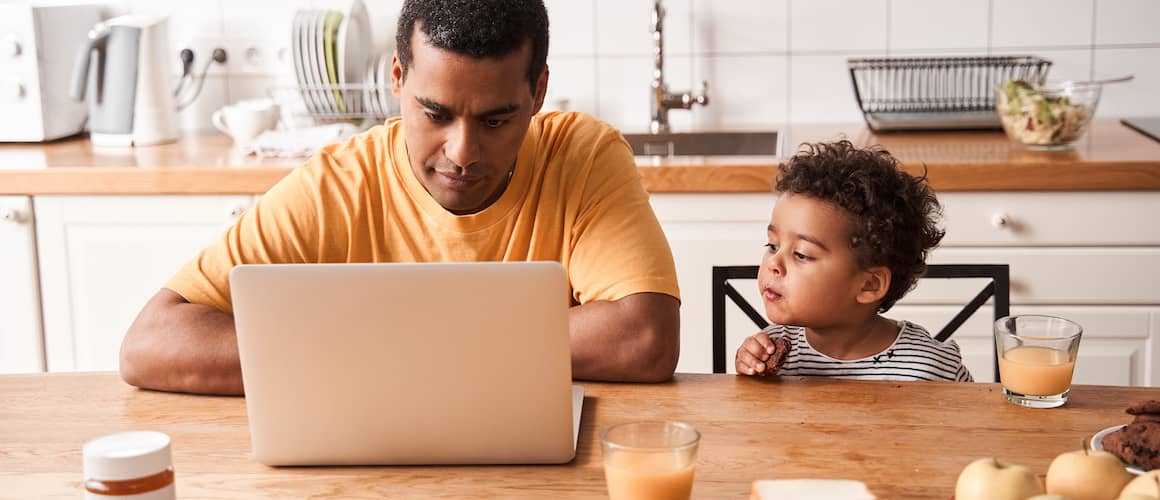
[
  {"x1": 1046, "y1": 449, "x2": 1134, "y2": 500},
  {"x1": 955, "y1": 457, "x2": 1044, "y2": 500},
  {"x1": 1120, "y1": 470, "x2": 1160, "y2": 499}
]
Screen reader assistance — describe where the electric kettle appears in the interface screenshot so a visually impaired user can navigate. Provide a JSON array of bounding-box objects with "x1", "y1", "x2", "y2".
[{"x1": 69, "y1": 14, "x2": 179, "y2": 147}]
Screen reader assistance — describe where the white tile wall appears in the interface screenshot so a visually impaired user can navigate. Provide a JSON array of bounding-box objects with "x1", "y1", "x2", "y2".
[{"x1": 132, "y1": 0, "x2": 1159, "y2": 131}]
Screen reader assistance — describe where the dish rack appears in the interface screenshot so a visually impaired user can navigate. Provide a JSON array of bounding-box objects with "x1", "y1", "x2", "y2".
[
  {"x1": 847, "y1": 56, "x2": 1052, "y2": 132},
  {"x1": 269, "y1": 83, "x2": 399, "y2": 127}
]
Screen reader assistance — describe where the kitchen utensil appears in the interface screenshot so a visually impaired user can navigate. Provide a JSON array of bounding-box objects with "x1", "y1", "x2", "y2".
[
  {"x1": 847, "y1": 55, "x2": 1053, "y2": 132},
  {"x1": 70, "y1": 14, "x2": 179, "y2": 146}
]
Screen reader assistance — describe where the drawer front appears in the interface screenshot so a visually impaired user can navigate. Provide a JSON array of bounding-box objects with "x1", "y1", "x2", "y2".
[
  {"x1": 921, "y1": 248, "x2": 1160, "y2": 304},
  {"x1": 939, "y1": 192, "x2": 1160, "y2": 246}
]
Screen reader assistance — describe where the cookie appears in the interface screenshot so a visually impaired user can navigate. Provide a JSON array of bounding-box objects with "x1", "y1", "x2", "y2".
[
  {"x1": 763, "y1": 335, "x2": 792, "y2": 375},
  {"x1": 1126, "y1": 400, "x2": 1160, "y2": 416},
  {"x1": 1102, "y1": 421, "x2": 1160, "y2": 471}
]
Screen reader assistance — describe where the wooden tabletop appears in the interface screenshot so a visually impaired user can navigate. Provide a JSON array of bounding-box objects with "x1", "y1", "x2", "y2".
[
  {"x1": 1, "y1": 120, "x2": 1158, "y2": 194},
  {"x1": 1, "y1": 372, "x2": 1155, "y2": 499}
]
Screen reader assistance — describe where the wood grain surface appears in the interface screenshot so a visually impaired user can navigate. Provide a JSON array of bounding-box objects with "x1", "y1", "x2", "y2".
[
  {"x1": 1, "y1": 120, "x2": 1158, "y2": 194},
  {"x1": 1, "y1": 372, "x2": 1154, "y2": 499}
]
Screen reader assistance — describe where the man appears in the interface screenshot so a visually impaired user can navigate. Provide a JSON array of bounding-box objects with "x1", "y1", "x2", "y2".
[{"x1": 119, "y1": 0, "x2": 681, "y2": 395}]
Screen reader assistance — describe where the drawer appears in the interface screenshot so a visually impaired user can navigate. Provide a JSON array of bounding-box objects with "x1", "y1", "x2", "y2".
[
  {"x1": 939, "y1": 192, "x2": 1160, "y2": 246},
  {"x1": 921, "y1": 248, "x2": 1160, "y2": 304}
]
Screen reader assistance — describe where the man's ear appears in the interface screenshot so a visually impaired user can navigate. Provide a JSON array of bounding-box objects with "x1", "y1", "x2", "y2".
[
  {"x1": 855, "y1": 266, "x2": 892, "y2": 306},
  {"x1": 390, "y1": 52, "x2": 404, "y2": 100},
  {"x1": 531, "y1": 64, "x2": 549, "y2": 114}
]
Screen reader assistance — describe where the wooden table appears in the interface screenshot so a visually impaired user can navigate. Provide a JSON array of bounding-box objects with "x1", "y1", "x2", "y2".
[{"x1": 1, "y1": 372, "x2": 1155, "y2": 498}]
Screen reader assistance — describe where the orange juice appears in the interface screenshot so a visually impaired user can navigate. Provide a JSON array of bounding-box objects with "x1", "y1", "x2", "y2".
[
  {"x1": 603, "y1": 451, "x2": 695, "y2": 500},
  {"x1": 999, "y1": 346, "x2": 1076, "y2": 396}
]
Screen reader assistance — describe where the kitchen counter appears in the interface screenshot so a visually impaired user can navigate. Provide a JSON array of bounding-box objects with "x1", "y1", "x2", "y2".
[
  {"x1": 1, "y1": 371, "x2": 1153, "y2": 499},
  {"x1": 1, "y1": 120, "x2": 1159, "y2": 194}
]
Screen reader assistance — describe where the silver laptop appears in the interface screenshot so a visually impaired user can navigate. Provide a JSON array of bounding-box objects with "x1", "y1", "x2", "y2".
[{"x1": 230, "y1": 261, "x2": 583, "y2": 466}]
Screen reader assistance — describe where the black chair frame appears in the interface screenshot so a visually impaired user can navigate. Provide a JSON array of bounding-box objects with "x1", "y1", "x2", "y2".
[{"x1": 711, "y1": 264, "x2": 1010, "y2": 381}]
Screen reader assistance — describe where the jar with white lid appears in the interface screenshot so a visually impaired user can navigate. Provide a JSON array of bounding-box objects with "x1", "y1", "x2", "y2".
[{"x1": 82, "y1": 431, "x2": 175, "y2": 500}]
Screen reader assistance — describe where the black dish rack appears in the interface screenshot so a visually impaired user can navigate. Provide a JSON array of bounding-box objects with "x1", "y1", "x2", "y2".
[{"x1": 848, "y1": 56, "x2": 1052, "y2": 132}]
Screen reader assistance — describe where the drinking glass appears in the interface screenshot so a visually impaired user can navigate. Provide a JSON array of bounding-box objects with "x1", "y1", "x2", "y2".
[
  {"x1": 601, "y1": 421, "x2": 700, "y2": 500},
  {"x1": 995, "y1": 315, "x2": 1083, "y2": 408}
]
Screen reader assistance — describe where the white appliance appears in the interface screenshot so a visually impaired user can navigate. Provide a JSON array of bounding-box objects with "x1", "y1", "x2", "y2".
[
  {"x1": 0, "y1": 3, "x2": 104, "y2": 142},
  {"x1": 70, "y1": 14, "x2": 178, "y2": 147}
]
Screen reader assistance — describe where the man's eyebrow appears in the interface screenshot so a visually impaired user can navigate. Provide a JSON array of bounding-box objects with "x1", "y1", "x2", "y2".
[
  {"x1": 414, "y1": 97, "x2": 519, "y2": 117},
  {"x1": 416, "y1": 97, "x2": 448, "y2": 113}
]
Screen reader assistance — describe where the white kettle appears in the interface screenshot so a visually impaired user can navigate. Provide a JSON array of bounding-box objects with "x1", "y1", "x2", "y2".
[{"x1": 69, "y1": 15, "x2": 179, "y2": 147}]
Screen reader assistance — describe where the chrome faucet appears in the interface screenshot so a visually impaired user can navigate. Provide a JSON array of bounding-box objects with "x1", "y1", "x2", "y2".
[{"x1": 650, "y1": 0, "x2": 709, "y2": 134}]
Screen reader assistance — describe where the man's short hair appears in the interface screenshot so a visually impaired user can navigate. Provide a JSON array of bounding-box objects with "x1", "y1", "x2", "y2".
[
  {"x1": 775, "y1": 140, "x2": 945, "y2": 312},
  {"x1": 395, "y1": 0, "x2": 549, "y2": 94}
]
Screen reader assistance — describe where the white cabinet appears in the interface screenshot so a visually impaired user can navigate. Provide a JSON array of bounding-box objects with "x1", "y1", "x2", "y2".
[
  {"x1": 34, "y1": 195, "x2": 254, "y2": 372},
  {"x1": 0, "y1": 196, "x2": 45, "y2": 373},
  {"x1": 652, "y1": 191, "x2": 1160, "y2": 386}
]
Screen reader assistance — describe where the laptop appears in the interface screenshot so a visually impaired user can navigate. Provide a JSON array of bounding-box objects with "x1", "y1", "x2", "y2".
[{"x1": 230, "y1": 261, "x2": 583, "y2": 466}]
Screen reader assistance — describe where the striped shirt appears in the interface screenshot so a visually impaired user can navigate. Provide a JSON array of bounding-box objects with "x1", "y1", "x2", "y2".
[{"x1": 764, "y1": 321, "x2": 973, "y2": 382}]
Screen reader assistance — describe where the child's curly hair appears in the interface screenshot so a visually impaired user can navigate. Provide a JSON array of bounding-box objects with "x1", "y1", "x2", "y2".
[{"x1": 776, "y1": 140, "x2": 944, "y2": 312}]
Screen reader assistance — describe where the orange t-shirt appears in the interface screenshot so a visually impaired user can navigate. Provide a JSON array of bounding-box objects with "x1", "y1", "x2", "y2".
[{"x1": 166, "y1": 112, "x2": 680, "y2": 314}]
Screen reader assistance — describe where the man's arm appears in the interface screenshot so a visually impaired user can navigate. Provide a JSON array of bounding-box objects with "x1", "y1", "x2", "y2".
[
  {"x1": 119, "y1": 288, "x2": 244, "y2": 395},
  {"x1": 569, "y1": 291, "x2": 680, "y2": 383}
]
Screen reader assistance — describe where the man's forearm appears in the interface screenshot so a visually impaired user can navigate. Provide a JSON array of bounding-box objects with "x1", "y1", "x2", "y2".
[
  {"x1": 119, "y1": 289, "x2": 244, "y2": 395},
  {"x1": 569, "y1": 292, "x2": 680, "y2": 383}
]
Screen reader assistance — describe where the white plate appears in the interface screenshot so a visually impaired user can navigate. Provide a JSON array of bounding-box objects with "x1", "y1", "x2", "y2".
[
  {"x1": 1091, "y1": 424, "x2": 1147, "y2": 475},
  {"x1": 290, "y1": 11, "x2": 316, "y2": 116},
  {"x1": 312, "y1": 11, "x2": 334, "y2": 114},
  {"x1": 377, "y1": 53, "x2": 393, "y2": 116},
  {"x1": 300, "y1": 10, "x2": 324, "y2": 115},
  {"x1": 337, "y1": 0, "x2": 372, "y2": 115}
]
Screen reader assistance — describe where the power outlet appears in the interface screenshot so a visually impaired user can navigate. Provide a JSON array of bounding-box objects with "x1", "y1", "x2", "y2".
[
  {"x1": 224, "y1": 35, "x2": 292, "y2": 77},
  {"x1": 172, "y1": 34, "x2": 230, "y2": 78}
]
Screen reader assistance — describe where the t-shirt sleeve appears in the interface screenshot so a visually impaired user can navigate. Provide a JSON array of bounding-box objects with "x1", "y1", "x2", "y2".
[
  {"x1": 164, "y1": 156, "x2": 332, "y2": 314},
  {"x1": 565, "y1": 131, "x2": 680, "y2": 304}
]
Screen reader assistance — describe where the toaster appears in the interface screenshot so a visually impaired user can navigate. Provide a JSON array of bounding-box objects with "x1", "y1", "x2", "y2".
[{"x1": 0, "y1": 3, "x2": 104, "y2": 142}]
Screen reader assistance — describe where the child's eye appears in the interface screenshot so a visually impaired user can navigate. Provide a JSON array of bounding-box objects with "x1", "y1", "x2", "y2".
[
  {"x1": 793, "y1": 251, "x2": 813, "y2": 261},
  {"x1": 764, "y1": 243, "x2": 778, "y2": 253}
]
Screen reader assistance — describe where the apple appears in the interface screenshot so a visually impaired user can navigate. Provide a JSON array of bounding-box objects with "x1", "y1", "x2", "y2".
[
  {"x1": 955, "y1": 457, "x2": 1044, "y2": 500},
  {"x1": 1120, "y1": 470, "x2": 1160, "y2": 499},
  {"x1": 1046, "y1": 446, "x2": 1134, "y2": 500}
]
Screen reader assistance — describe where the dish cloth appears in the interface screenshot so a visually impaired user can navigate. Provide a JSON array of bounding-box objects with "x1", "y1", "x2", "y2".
[{"x1": 244, "y1": 123, "x2": 362, "y2": 158}]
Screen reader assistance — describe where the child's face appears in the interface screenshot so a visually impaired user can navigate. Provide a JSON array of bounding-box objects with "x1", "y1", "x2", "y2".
[{"x1": 759, "y1": 193, "x2": 870, "y2": 327}]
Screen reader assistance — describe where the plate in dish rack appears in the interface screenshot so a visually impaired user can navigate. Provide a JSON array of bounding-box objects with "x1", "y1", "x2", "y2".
[{"x1": 1090, "y1": 424, "x2": 1146, "y2": 475}]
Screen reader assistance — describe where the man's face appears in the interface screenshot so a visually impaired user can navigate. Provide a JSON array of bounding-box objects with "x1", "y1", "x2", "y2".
[{"x1": 391, "y1": 31, "x2": 547, "y2": 214}]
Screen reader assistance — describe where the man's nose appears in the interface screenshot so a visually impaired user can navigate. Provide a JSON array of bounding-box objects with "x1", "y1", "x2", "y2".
[{"x1": 444, "y1": 121, "x2": 481, "y2": 168}]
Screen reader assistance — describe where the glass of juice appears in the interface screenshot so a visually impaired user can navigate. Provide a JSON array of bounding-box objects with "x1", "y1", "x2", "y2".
[
  {"x1": 995, "y1": 315, "x2": 1083, "y2": 408},
  {"x1": 601, "y1": 421, "x2": 700, "y2": 500}
]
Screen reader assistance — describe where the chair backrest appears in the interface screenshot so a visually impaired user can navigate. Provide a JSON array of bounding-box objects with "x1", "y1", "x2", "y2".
[{"x1": 711, "y1": 264, "x2": 1010, "y2": 380}]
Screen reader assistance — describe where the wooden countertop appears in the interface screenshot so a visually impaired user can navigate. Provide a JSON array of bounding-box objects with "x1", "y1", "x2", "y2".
[
  {"x1": 1, "y1": 372, "x2": 1152, "y2": 499},
  {"x1": 2, "y1": 120, "x2": 1159, "y2": 194}
]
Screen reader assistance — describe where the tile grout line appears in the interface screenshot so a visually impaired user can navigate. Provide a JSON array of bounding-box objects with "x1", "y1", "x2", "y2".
[{"x1": 1089, "y1": 0, "x2": 1098, "y2": 80}]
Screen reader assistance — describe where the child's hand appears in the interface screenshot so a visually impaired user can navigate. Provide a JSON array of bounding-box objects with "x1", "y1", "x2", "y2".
[
  {"x1": 736, "y1": 332, "x2": 791, "y2": 376},
  {"x1": 736, "y1": 332, "x2": 775, "y2": 376}
]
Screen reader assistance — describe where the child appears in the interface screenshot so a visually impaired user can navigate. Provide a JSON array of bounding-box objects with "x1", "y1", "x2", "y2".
[{"x1": 735, "y1": 140, "x2": 972, "y2": 382}]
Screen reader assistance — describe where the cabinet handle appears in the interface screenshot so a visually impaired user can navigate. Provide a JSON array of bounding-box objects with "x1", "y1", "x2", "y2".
[
  {"x1": 227, "y1": 204, "x2": 247, "y2": 219},
  {"x1": 991, "y1": 212, "x2": 1010, "y2": 229},
  {"x1": 0, "y1": 207, "x2": 24, "y2": 223}
]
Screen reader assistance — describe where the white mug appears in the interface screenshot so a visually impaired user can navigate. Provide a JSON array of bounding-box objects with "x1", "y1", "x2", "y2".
[{"x1": 212, "y1": 99, "x2": 279, "y2": 145}]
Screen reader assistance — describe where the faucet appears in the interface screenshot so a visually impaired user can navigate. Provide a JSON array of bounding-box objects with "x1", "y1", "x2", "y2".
[{"x1": 650, "y1": 0, "x2": 709, "y2": 134}]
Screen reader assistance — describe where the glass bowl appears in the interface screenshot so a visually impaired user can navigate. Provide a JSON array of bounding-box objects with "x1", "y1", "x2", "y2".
[{"x1": 997, "y1": 80, "x2": 1101, "y2": 150}]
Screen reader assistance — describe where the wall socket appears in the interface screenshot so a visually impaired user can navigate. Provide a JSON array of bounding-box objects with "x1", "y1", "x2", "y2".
[{"x1": 172, "y1": 34, "x2": 230, "y2": 77}]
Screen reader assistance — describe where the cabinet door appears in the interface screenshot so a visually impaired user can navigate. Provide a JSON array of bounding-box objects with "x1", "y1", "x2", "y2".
[
  {"x1": 35, "y1": 195, "x2": 254, "y2": 372},
  {"x1": 0, "y1": 196, "x2": 45, "y2": 373},
  {"x1": 651, "y1": 193, "x2": 774, "y2": 374}
]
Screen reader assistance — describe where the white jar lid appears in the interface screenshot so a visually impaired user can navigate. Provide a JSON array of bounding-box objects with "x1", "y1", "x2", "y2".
[{"x1": 83, "y1": 431, "x2": 172, "y2": 481}]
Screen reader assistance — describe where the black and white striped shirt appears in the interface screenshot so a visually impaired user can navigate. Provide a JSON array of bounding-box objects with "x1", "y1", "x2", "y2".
[{"x1": 764, "y1": 321, "x2": 973, "y2": 382}]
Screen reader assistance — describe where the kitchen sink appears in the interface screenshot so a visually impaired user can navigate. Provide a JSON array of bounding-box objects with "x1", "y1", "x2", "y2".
[{"x1": 622, "y1": 131, "x2": 781, "y2": 157}]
